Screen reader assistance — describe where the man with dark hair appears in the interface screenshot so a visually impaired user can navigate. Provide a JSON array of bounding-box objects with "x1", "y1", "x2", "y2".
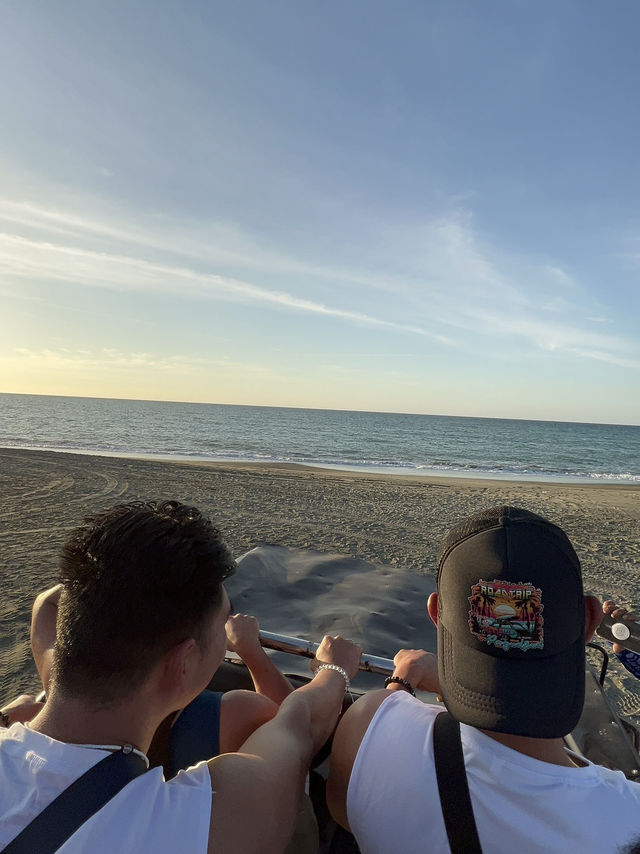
[
  {"x1": 0, "y1": 501, "x2": 362, "y2": 853},
  {"x1": 53, "y1": 501, "x2": 237, "y2": 703},
  {"x1": 327, "y1": 506, "x2": 640, "y2": 853}
]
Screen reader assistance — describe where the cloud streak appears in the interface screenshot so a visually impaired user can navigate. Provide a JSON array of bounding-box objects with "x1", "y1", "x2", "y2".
[
  {"x1": 0, "y1": 230, "x2": 451, "y2": 342},
  {"x1": 1, "y1": 197, "x2": 638, "y2": 371},
  {"x1": 5, "y1": 346, "x2": 281, "y2": 379}
]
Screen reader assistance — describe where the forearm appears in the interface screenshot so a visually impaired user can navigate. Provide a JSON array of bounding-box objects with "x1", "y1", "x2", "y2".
[
  {"x1": 240, "y1": 647, "x2": 293, "y2": 704},
  {"x1": 208, "y1": 635, "x2": 360, "y2": 854},
  {"x1": 239, "y1": 668, "x2": 347, "y2": 761},
  {"x1": 208, "y1": 674, "x2": 347, "y2": 854},
  {"x1": 285, "y1": 668, "x2": 348, "y2": 750}
]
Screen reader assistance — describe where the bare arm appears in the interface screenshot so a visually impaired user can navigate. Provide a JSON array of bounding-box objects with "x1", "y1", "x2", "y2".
[
  {"x1": 30, "y1": 585, "x2": 62, "y2": 694},
  {"x1": 208, "y1": 635, "x2": 362, "y2": 854},
  {"x1": 327, "y1": 648, "x2": 440, "y2": 831},
  {"x1": 326, "y1": 690, "x2": 390, "y2": 831},
  {"x1": 225, "y1": 613, "x2": 293, "y2": 704}
]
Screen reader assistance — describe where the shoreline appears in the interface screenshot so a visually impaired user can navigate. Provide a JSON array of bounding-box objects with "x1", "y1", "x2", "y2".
[
  {"x1": 2, "y1": 443, "x2": 640, "y2": 487},
  {"x1": 1, "y1": 446, "x2": 639, "y2": 699}
]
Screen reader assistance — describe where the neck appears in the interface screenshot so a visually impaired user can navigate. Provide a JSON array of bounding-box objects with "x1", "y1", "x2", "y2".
[
  {"x1": 27, "y1": 685, "x2": 166, "y2": 755},
  {"x1": 480, "y1": 729, "x2": 585, "y2": 767}
]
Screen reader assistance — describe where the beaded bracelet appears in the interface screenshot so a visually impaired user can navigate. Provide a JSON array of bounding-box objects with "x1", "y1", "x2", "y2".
[
  {"x1": 315, "y1": 663, "x2": 351, "y2": 692},
  {"x1": 0, "y1": 710, "x2": 10, "y2": 728},
  {"x1": 384, "y1": 676, "x2": 416, "y2": 697}
]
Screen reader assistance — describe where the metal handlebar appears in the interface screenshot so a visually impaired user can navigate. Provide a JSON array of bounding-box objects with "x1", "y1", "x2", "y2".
[{"x1": 259, "y1": 629, "x2": 395, "y2": 677}]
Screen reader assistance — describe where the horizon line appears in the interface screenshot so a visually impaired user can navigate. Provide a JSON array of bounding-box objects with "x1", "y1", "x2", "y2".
[{"x1": 1, "y1": 390, "x2": 638, "y2": 429}]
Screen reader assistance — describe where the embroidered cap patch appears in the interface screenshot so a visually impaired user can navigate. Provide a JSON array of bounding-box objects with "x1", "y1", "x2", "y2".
[{"x1": 468, "y1": 579, "x2": 544, "y2": 651}]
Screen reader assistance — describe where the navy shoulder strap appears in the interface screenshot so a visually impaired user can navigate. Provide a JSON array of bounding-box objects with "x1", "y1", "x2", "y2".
[
  {"x1": 433, "y1": 710, "x2": 482, "y2": 854},
  {"x1": 2, "y1": 748, "x2": 147, "y2": 854},
  {"x1": 168, "y1": 690, "x2": 223, "y2": 778}
]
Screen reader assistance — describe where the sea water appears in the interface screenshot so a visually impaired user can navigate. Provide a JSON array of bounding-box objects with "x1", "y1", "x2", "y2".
[{"x1": 0, "y1": 393, "x2": 639, "y2": 483}]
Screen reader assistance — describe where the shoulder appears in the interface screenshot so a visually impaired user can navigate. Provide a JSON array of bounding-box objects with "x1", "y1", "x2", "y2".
[
  {"x1": 219, "y1": 690, "x2": 278, "y2": 753},
  {"x1": 326, "y1": 690, "x2": 397, "y2": 830},
  {"x1": 332, "y1": 689, "x2": 435, "y2": 769},
  {"x1": 333, "y1": 689, "x2": 394, "y2": 749},
  {"x1": 587, "y1": 761, "x2": 640, "y2": 802},
  {"x1": 327, "y1": 691, "x2": 439, "y2": 830},
  {"x1": 75, "y1": 766, "x2": 213, "y2": 852},
  {"x1": 0, "y1": 737, "x2": 213, "y2": 853}
]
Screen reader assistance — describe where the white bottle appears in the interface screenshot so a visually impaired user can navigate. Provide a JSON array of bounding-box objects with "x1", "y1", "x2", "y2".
[{"x1": 596, "y1": 613, "x2": 640, "y2": 653}]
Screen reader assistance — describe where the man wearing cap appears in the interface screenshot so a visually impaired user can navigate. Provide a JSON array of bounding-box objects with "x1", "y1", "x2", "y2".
[{"x1": 327, "y1": 506, "x2": 640, "y2": 854}]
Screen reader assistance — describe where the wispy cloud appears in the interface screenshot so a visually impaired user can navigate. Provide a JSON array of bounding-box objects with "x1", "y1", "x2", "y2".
[
  {"x1": 389, "y1": 213, "x2": 639, "y2": 367},
  {"x1": 455, "y1": 308, "x2": 636, "y2": 361},
  {"x1": 1, "y1": 196, "x2": 638, "y2": 371},
  {"x1": 0, "y1": 199, "x2": 405, "y2": 292},
  {"x1": 4, "y1": 347, "x2": 281, "y2": 378},
  {"x1": 545, "y1": 265, "x2": 575, "y2": 288},
  {"x1": 567, "y1": 349, "x2": 640, "y2": 370},
  {"x1": 0, "y1": 230, "x2": 450, "y2": 342}
]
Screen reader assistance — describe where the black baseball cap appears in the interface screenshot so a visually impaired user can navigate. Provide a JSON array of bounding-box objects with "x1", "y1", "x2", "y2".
[{"x1": 436, "y1": 506, "x2": 585, "y2": 738}]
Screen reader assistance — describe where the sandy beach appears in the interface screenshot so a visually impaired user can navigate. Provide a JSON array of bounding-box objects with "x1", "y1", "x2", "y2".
[{"x1": 1, "y1": 447, "x2": 640, "y2": 704}]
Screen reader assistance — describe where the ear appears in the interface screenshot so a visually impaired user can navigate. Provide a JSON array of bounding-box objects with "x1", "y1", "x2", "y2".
[
  {"x1": 160, "y1": 637, "x2": 198, "y2": 695},
  {"x1": 427, "y1": 593, "x2": 438, "y2": 626},
  {"x1": 584, "y1": 594, "x2": 603, "y2": 643}
]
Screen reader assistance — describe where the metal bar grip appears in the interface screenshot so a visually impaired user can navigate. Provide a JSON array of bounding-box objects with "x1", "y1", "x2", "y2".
[{"x1": 259, "y1": 629, "x2": 395, "y2": 677}]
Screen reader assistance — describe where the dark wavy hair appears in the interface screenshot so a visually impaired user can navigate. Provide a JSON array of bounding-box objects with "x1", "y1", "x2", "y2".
[{"x1": 53, "y1": 501, "x2": 236, "y2": 704}]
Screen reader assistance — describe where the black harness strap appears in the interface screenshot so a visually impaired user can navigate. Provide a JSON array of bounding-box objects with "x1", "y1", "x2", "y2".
[
  {"x1": 433, "y1": 711, "x2": 483, "y2": 854},
  {"x1": 2, "y1": 749, "x2": 147, "y2": 854}
]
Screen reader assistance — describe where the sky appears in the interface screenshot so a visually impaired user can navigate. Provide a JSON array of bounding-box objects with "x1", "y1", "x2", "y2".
[{"x1": 1, "y1": 1, "x2": 640, "y2": 425}]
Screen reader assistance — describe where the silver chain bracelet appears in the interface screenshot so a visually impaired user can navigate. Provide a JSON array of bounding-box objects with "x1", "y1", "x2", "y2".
[{"x1": 315, "y1": 663, "x2": 350, "y2": 692}]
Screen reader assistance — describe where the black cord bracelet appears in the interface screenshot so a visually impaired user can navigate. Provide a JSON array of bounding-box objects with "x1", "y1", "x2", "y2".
[{"x1": 384, "y1": 676, "x2": 416, "y2": 697}]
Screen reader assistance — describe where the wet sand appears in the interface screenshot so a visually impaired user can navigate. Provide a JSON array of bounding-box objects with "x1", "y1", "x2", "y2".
[{"x1": 1, "y1": 447, "x2": 639, "y2": 704}]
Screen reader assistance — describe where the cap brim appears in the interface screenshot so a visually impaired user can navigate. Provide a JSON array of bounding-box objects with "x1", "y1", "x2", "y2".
[{"x1": 439, "y1": 623, "x2": 585, "y2": 738}]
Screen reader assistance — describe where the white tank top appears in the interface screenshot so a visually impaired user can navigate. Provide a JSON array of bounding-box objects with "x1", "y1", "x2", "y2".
[
  {"x1": 0, "y1": 723, "x2": 212, "y2": 852},
  {"x1": 347, "y1": 691, "x2": 640, "y2": 854}
]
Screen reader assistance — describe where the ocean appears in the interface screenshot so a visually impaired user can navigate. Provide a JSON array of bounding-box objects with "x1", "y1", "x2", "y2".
[{"x1": 1, "y1": 393, "x2": 639, "y2": 483}]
